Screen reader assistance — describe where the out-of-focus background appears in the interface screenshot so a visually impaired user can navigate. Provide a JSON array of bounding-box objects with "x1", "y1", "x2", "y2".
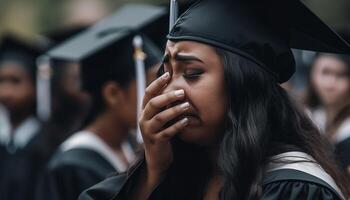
[
  {"x1": 0, "y1": 0, "x2": 349, "y2": 37},
  {"x1": 0, "y1": 0, "x2": 163, "y2": 37}
]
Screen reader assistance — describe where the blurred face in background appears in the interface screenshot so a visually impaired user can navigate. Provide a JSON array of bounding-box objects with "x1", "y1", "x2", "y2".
[
  {"x1": 0, "y1": 61, "x2": 35, "y2": 114},
  {"x1": 108, "y1": 64, "x2": 161, "y2": 129},
  {"x1": 311, "y1": 54, "x2": 350, "y2": 107},
  {"x1": 60, "y1": 63, "x2": 89, "y2": 102}
]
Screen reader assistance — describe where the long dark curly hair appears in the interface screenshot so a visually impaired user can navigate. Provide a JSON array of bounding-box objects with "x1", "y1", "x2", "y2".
[
  {"x1": 155, "y1": 48, "x2": 350, "y2": 200},
  {"x1": 215, "y1": 49, "x2": 350, "y2": 199}
]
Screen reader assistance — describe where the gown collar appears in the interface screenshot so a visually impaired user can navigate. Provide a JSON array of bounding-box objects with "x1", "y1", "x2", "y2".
[
  {"x1": 267, "y1": 151, "x2": 345, "y2": 200},
  {"x1": 60, "y1": 131, "x2": 136, "y2": 172},
  {"x1": 0, "y1": 113, "x2": 40, "y2": 153}
]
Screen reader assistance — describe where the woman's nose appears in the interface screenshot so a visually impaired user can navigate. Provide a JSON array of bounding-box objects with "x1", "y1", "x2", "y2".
[{"x1": 162, "y1": 75, "x2": 185, "y2": 94}]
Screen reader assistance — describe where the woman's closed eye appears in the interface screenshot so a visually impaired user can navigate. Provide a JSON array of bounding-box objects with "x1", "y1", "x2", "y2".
[{"x1": 183, "y1": 68, "x2": 204, "y2": 79}]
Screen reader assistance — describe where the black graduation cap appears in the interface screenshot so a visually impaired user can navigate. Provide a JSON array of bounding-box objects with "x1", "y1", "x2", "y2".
[
  {"x1": 47, "y1": 4, "x2": 166, "y2": 93},
  {"x1": 168, "y1": 0, "x2": 350, "y2": 83},
  {"x1": 37, "y1": 4, "x2": 166, "y2": 122},
  {"x1": 0, "y1": 34, "x2": 45, "y2": 79}
]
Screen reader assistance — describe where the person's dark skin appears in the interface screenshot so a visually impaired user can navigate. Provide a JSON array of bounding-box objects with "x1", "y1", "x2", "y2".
[
  {"x1": 134, "y1": 41, "x2": 227, "y2": 200},
  {"x1": 84, "y1": 64, "x2": 160, "y2": 165},
  {"x1": 0, "y1": 62, "x2": 36, "y2": 129}
]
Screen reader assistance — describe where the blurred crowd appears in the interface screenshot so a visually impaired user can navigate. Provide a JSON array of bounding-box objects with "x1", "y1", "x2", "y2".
[{"x1": 0, "y1": 0, "x2": 349, "y2": 200}]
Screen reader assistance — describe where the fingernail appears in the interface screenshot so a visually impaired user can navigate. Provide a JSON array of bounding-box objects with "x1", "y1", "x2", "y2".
[
  {"x1": 162, "y1": 72, "x2": 170, "y2": 80},
  {"x1": 180, "y1": 102, "x2": 190, "y2": 110},
  {"x1": 174, "y1": 89, "x2": 184, "y2": 97},
  {"x1": 180, "y1": 118, "x2": 189, "y2": 126}
]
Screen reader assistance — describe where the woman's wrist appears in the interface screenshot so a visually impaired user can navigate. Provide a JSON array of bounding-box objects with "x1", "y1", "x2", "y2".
[
  {"x1": 130, "y1": 165, "x2": 166, "y2": 200},
  {"x1": 145, "y1": 166, "x2": 167, "y2": 191}
]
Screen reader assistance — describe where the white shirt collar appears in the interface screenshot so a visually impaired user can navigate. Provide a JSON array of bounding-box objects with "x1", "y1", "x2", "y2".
[
  {"x1": 309, "y1": 107, "x2": 327, "y2": 132},
  {"x1": 309, "y1": 107, "x2": 350, "y2": 143},
  {"x1": 0, "y1": 111, "x2": 40, "y2": 152},
  {"x1": 335, "y1": 118, "x2": 350, "y2": 143},
  {"x1": 60, "y1": 131, "x2": 136, "y2": 172}
]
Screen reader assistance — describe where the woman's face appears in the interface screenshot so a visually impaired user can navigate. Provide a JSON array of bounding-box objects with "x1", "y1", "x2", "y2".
[
  {"x1": 311, "y1": 55, "x2": 350, "y2": 106},
  {"x1": 0, "y1": 62, "x2": 35, "y2": 113},
  {"x1": 161, "y1": 40, "x2": 227, "y2": 146}
]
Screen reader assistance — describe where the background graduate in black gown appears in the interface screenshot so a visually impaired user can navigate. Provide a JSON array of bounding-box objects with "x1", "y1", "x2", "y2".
[
  {"x1": 35, "y1": 4, "x2": 168, "y2": 200},
  {"x1": 28, "y1": 25, "x2": 91, "y2": 175},
  {"x1": 0, "y1": 34, "x2": 48, "y2": 200},
  {"x1": 80, "y1": 0, "x2": 350, "y2": 199},
  {"x1": 305, "y1": 53, "x2": 350, "y2": 176}
]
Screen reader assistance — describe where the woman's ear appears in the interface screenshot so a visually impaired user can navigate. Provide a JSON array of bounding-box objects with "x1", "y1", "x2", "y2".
[{"x1": 102, "y1": 81, "x2": 122, "y2": 108}]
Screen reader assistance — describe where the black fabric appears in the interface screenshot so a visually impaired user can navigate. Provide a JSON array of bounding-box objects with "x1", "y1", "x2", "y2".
[
  {"x1": 35, "y1": 148, "x2": 117, "y2": 200},
  {"x1": 263, "y1": 169, "x2": 343, "y2": 200},
  {"x1": 0, "y1": 129, "x2": 52, "y2": 200},
  {"x1": 168, "y1": 0, "x2": 350, "y2": 83},
  {"x1": 335, "y1": 137, "x2": 350, "y2": 170},
  {"x1": 79, "y1": 158, "x2": 342, "y2": 200}
]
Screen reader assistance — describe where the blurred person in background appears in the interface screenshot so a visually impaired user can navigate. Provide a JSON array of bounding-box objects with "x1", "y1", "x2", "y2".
[
  {"x1": 35, "y1": 4, "x2": 166, "y2": 200},
  {"x1": 305, "y1": 53, "x2": 350, "y2": 175},
  {"x1": 32, "y1": 25, "x2": 90, "y2": 171},
  {"x1": 0, "y1": 33, "x2": 47, "y2": 200},
  {"x1": 0, "y1": 34, "x2": 41, "y2": 155}
]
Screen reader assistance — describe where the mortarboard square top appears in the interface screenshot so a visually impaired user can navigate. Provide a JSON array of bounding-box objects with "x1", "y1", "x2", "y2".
[
  {"x1": 47, "y1": 4, "x2": 166, "y2": 93},
  {"x1": 47, "y1": 4, "x2": 167, "y2": 62}
]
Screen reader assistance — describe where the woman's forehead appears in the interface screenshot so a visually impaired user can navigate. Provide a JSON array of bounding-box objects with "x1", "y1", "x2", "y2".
[
  {"x1": 315, "y1": 56, "x2": 349, "y2": 71},
  {"x1": 165, "y1": 40, "x2": 216, "y2": 56}
]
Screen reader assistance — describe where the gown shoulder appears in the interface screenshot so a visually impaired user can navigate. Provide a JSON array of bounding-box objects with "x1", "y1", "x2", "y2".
[
  {"x1": 36, "y1": 148, "x2": 116, "y2": 200},
  {"x1": 79, "y1": 168, "x2": 344, "y2": 200},
  {"x1": 79, "y1": 152, "x2": 346, "y2": 200},
  {"x1": 262, "y1": 169, "x2": 343, "y2": 200},
  {"x1": 78, "y1": 174, "x2": 128, "y2": 200}
]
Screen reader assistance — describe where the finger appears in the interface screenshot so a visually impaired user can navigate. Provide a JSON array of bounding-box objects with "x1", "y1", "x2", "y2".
[
  {"x1": 148, "y1": 102, "x2": 190, "y2": 131},
  {"x1": 143, "y1": 89, "x2": 185, "y2": 120},
  {"x1": 142, "y1": 72, "x2": 170, "y2": 108},
  {"x1": 157, "y1": 118, "x2": 189, "y2": 140}
]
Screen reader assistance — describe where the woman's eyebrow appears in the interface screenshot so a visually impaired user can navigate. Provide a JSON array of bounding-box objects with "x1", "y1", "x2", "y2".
[
  {"x1": 175, "y1": 53, "x2": 204, "y2": 63},
  {"x1": 162, "y1": 52, "x2": 204, "y2": 63}
]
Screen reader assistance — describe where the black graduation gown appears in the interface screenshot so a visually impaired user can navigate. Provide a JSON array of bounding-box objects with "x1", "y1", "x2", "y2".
[
  {"x1": 0, "y1": 130, "x2": 50, "y2": 200},
  {"x1": 79, "y1": 159, "x2": 344, "y2": 200},
  {"x1": 35, "y1": 148, "x2": 117, "y2": 200}
]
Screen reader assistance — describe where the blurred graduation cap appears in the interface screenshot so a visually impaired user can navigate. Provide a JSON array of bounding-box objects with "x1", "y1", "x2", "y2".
[
  {"x1": 36, "y1": 26, "x2": 90, "y2": 122},
  {"x1": 0, "y1": 34, "x2": 45, "y2": 80},
  {"x1": 168, "y1": 0, "x2": 350, "y2": 83},
  {"x1": 43, "y1": 4, "x2": 166, "y2": 142}
]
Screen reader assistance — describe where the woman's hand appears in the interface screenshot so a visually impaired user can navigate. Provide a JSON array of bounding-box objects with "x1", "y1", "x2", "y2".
[{"x1": 139, "y1": 71, "x2": 189, "y2": 187}]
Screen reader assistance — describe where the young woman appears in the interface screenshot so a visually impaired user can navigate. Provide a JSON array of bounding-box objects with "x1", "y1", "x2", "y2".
[
  {"x1": 0, "y1": 35, "x2": 41, "y2": 154},
  {"x1": 0, "y1": 34, "x2": 47, "y2": 200},
  {"x1": 36, "y1": 4, "x2": 169, "y2": 198},
  {"x1": 305, "y1": 53, "x2": 350, "y2": 174},
  {"x1": 80, "y1": 0, "x2": 350, "y2": 199},
  {"x1": 35, "y1": 31, "x2": 162, "y2": 200}
]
